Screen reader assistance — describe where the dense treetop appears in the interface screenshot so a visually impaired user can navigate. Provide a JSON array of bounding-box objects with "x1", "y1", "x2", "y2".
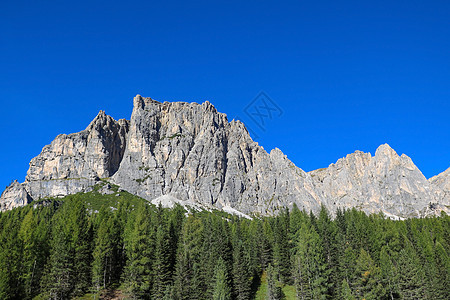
[{"x1": 0, "y1": 189, "x2": 448, "y2": 299}]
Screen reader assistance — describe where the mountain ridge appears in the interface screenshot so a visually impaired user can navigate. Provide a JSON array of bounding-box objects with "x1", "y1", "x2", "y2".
[{"x1": 1, "y1": 95, "x2": 449, "y2": 217}]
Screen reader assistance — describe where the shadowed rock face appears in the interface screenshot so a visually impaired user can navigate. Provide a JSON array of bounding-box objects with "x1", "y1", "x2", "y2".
[{"x1": 1, "y1": 95, "x2": 449, "y2": 217}]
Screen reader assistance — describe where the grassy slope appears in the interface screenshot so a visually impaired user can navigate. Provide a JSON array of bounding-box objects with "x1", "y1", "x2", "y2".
[{"x1": 32, "y1": 181, "x2": 148, "y2": 212}]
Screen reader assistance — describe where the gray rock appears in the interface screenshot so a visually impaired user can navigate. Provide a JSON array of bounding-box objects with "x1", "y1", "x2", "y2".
[
  {"x1": 20, "y1": 110, "x2": 128, "y2": 201},
  {"x1": 309, "y1": 144, "x2": 448, "y2": 217},
  {"x1": 430, "y1": 167, "x2": 450, "y2": 193},
  {"x1": 0, "y1": 180, "x2": 32, "y2": 211},
  {"x1": 111, "y1": 95, "x2": 319, "y2": 215},
  {"x1": 98, "y1": 183, "x2": 114, "y2": 195},
  {"x1": 1, "y1": 95, "x2": 448, "y2": 218},
  {"x1": 429, "y1": 167, "x2": 450, "y2": 212}
]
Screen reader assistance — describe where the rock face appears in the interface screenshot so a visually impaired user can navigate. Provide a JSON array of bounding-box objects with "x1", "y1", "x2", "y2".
[
  {"x1": 0, "y1": 180, "x2": 32, "y2": 211},
  {"x1": 7, "y1": 111, "x2": 129, "y2": 202},
  {"x1": 309, "y1": 144, "x2": 445, "y2": 217},
  {"x1": 111, "y1": 96, "x2": 320, "y2": 215},
  {"x1": 1, "y1": 95, "x2": 449, "y2": 218},
  {"x1": 430, "y1": 167, "x2": 450, "y2": 210}
]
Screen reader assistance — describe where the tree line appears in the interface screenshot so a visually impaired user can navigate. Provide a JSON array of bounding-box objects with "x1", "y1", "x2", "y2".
[{"x1": 0, "y1": 196, "x2": 448, "y2": 299}]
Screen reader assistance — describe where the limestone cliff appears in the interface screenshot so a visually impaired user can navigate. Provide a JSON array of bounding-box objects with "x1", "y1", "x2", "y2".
[
  {"x1": 0, "y1": 180, "x2": 32, "y2": 211},
  {"x1": 111, "y1": 96, "x2": 319, "y2": 214},
  {"x1": 309, "y1": 144, "x2": 447, "y2": 217},
  {"x1": 1, "y1": 95, "x2": 448, "y2": 218},
  {"x1": 7, "y1": 110, "x2": 129, "y2": 203}
]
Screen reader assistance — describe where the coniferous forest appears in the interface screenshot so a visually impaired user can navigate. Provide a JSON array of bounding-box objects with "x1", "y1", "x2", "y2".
[{"x1": 0, "y1": 188, "x2": 449, "y2": 300}]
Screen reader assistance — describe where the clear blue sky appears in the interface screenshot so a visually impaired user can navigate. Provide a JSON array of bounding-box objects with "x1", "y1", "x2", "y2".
[{"x1": 1, "y1": 0, "x2": 449, "y2": 190}]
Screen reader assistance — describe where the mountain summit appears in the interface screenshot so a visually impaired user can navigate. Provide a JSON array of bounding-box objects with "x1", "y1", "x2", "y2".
[{"x1": 1, "y1": 95, "x2": 449, "y2": 217}]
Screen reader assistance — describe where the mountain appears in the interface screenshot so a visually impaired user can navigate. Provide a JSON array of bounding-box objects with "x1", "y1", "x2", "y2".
[
  {"x1": 309, "y1": 145, "x2": 447, "y2": 218},
  {"x1": 1, "y1": 95, "x2": 449, "y2": 217}
]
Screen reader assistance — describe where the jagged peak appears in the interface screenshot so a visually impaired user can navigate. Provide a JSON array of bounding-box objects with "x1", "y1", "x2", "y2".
[
  {"x1": 85, "y1": 110, "x2": 117, "y2": 131},
  {"x1": 323, "y1": 149, "x2": 371, "y2": 170},
  {"x1": 373, "y1": 144, "x2": 420, "y2": 171},
  {"x1": 270, "y1": 147, "x2": 286, "y2": 158},
  {"x1": 2, "y1": 95, "x2": 448, "y2": 218},
  {"x1": 374, "y1": 143, "x2": 398, "y2": 157},
  {"x1": 133, "y1": 94, "x2": 162, "y2": 110},
  {"x1": 133, "y1": 95, "x2": 221, "y2": 112},
  {"x1": 2, "y1": 180, "x2": 21, "y2": 191}
]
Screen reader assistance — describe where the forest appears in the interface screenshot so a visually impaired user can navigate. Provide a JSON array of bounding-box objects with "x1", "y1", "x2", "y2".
[{"x1": 0, "y1": 187, "x2": 448, "y2": 300}]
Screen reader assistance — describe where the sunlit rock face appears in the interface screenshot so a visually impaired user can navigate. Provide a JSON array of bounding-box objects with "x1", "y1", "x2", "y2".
[
  {"x1": 111, "y1": 95, "x2": 319, "y2": 215},
  {"x1": 1, "y1": 95, "x2": 448, "y2": 218},
  {"x1": 17, "y1": 110, "x2": 128, "y2": 201},
  {"x1": 0, "y1": 180, "x2": 32, "y2": 211},
  {"x1": 309, "y1": 144, "x2": 448, "y2": 217}
]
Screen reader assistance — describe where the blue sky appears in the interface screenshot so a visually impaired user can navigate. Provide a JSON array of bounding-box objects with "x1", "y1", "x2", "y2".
[{"x1": 1, "y1": 0, "x2": 449, "y2": 190}]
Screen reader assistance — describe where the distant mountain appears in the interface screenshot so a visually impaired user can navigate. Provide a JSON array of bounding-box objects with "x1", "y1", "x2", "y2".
[{"x1": 1, "y1": 95, "x2": 449, "y2": 217}]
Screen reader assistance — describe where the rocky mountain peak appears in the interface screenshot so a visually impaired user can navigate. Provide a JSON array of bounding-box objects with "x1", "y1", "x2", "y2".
[
  {"x1": 430, "y1": 167, "x2": 450, "y2": 203},
  {"x1": 1, "y1": 95, "x2": 448, "y2": 217},
  {"x1": 374, "y1": 143, "x2": 396, "y2": 156},
  {"x1": 0, "y1": 180, "x2": 32, "y2": 211},
  {"x1": 373, "y1": 143, "x2": 419, "y2": 173}
]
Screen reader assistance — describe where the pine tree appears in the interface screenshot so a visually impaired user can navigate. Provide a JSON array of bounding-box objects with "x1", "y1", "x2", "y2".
[
  {"x1": 292, "y1": 216, "x2": 329, "y2": 300},
  {"x1": 18, "y1": 209, "x2": 39, "y2": 298},
  {"x1": 123, "y1": 203, "x2": 154, "y2": 298},
  {"x1": 397, "y1": 245, "x2": 426, "y2": 299},
  {"x1": 232, "y1": 222, "x2": 252, "y2": 300},
  {"x1": 316, "y1": 205, "x2": 338, "y2": 297},
  {"x1": 430, "y1": 241, "x2": 449, "y2": 299},
  {"x1": 46, "y1": 218, "x2": 74, "y2": 300},
  {"x1": 92, "y1": 209, "x2": 121, "y2": 291},
  {"x1": 0, "y1": 212, "x2": 23, "y2": 299},
  {"x1": 267, "y1": 263, "x2": 282, "y2": 300},
  {"x1": 273, "y1": 216, "x2": 290, "y2": 283},
  {"x1": 212, "y1": 257, "x2": 232, "y2": 300},
  {"x1": 174, "y1": 215, "x2": 205, "y2": 300},
  {"x1": 70, "y1": 199, "x2": 92, "y2": 296},
  {"x1": 152, "y1": 223, "x2": 173, "y2": 299},
  {"x1": 353, "y1": 248, "x2": 383, "y2": 300},
  {"x1": 340, "y1": 279, "x2": 355, "y2": 300},
  {"x1": 260, "y1": 218, "x2": 274, "y2": 270},
  {"x1": 379, "y1": 245, "x2": 399, "y2": 300}
]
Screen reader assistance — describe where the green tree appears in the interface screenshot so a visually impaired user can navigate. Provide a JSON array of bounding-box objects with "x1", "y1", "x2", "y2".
[
  {"x1": 123, "y1": 203, "x2": 154, "y2": 298},
  {"x1": 267, "y1": 263, "x2": 282, "y2": 300},
  {"x1": 340, "y1": 279, "x2": 355, "y2": 300},
  {"x1": 0, "y1": 212, "x2": 23, "y2": 299},
  {"x1": 379, "y1": 245, "x2": 400, "y2": 300},
  {"x1": 46, "y1": 217, "x2": 74, "y2": 299},
  {"x1": 174, "y1": 215, "x2": 205, "y2": 300},
  {"x1": 152, "y1": 223, "x2": 173, "y2": 299},
  {"x1": 212, "y1": 257, "x2": 232, "y2": 300},
  {"x1": 273, "y1": 215, "x2": 291, "y2": 283},
  {"x1": 292, "y1": 216, "x2": 329, "y2": 300},
  {"x1": 232, "y1": 222, "x2": 252, "y2": 300},
  {"x1": 353, "y1": 248, "x2": 383, "y2": 300},
  {"x1": 92, "y1": 209, "x2": 121, "y2": 291},
  {"x1": 397, "y1": 245, "x2": 425, "y2": 299},
  {"x1": 70, "y1": 199, "x2": 92, "y2": 296}
]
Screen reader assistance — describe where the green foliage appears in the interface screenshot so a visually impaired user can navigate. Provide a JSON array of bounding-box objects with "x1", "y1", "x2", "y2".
[
  {"x1": 267, "y1": 263, "x2": 282, "y2": 300},
  {"x1": 212, "y1": 257, "x2": 232, "y2": 300},
  {"x1": 0, "y1": 188, "x2": 449, "y2": 299},
  {"x1": 123, "y1": 202, "x2": 154, "y2": 298}
]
